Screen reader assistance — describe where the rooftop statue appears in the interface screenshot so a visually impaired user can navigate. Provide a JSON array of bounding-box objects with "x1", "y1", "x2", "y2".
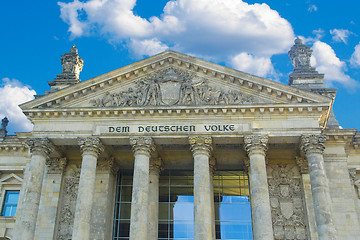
[{"x1": 0, "y1": 117, "x2": 9, "y2": 140}]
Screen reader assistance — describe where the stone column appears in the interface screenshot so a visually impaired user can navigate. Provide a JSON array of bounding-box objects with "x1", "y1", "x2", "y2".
[
  {"x1": 189, "y1": 136, "x2": 215, "y2": 240},
  {"x1": 16, "y1": 138, "x2": 56, "y2": 240},
  {"x1": 148, "y1": 157, "x2": 163, "y2": 240},
  {"x1": 244, "y1": 135, "x2": 273, "y2": 240},
  {"x1": 300, "y1": 135, "x2": 337, "y2": 240},
  {"x1": 72, "y1": 137, "x2": 104, "y2": 240},
  {"x1": 209, "y1": 157, "x2": 216, "y2": 239},
  {"x1": 129, "y1": 137, "x2": 155, "y2": 240},
  {"x1": 35, "y1": 157, "x2": 67, "y2": 240}
]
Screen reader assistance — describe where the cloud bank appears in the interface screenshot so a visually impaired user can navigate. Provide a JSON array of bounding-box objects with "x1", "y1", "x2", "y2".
[
  {"x1": 311, "y1": 41, "x2": 359, "y2": 88},
  {"x1": 59, "y1": 0, "x2": 295, "y2": 78},
  {"x1": 0, "y1": 78, "x2": 36, "y2": 134}
]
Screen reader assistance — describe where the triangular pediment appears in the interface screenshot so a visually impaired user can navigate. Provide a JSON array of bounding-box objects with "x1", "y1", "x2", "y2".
[
  {"x1": 20, "y1": 51, "x2": 332, "y2": 112},
  {"x1": 0, "y1": 173, "x2": 23, "y2": 185}
]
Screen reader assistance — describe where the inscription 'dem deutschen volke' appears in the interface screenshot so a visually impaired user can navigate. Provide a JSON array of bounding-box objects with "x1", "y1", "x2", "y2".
[{"x1": 108, "y1": 124, "x2": 236, "y2": 133}]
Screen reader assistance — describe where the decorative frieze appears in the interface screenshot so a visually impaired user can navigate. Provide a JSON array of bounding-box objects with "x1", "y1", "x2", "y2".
[
  {"x1": 129, "y1": 136, "x2": 155, "y2": 157},
  {"x1": 189, "y1": 136, "x2": 213, "y2": 157},
  {"x1": 244, "y1": 135, "x2": 268, "y2": 156},
  {"x1": 300, "y1": 134, "x2": 326, "y2": 155},
  {"x1": 268, "y1": 164, "x2": 307, "y2": 240},
  {"x1": 46, "y1": 157, "x2": 67, "y2": 174},
  {"x1": 89, "y1": 67, "x2": 257, "y2": 108},
  {"x1": 77, "y1": 137, "x2": 104, "y2": 157}
]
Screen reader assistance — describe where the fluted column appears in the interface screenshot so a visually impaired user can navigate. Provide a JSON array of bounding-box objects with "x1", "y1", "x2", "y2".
[
  {"x1": 72, "y1": 137, "x2": 104, "y2": 240},
  {"x1": 300, "y1": 135, "x2": 337, "y2": 240},
  {"x1": 129, "y1": 137, "x2": 155, "y2": 240},
  {"x1": 148, "y1": 157, "x2": 163, "y2": 240},
  {"x1": 16, "y1": 138, "x2": 56, "y2": 240},
  {"x1": 244, "y1": 135, "x2": 273, "y2": 240},
  {"x1": 189, "y1": 136, "x2": 215, "y2": 240}
]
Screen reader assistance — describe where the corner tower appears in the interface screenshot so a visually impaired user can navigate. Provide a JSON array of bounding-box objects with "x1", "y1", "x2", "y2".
[{"x1": 47, "y1": 45, "x2": 84, "y2": 94}]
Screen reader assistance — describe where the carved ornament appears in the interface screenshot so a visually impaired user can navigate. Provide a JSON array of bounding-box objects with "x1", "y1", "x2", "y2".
[
  {"x1": 268, "y1": 164, "x2": 306, "y2": 240},
  {"x1": 129, "y1": 137, "x2": 155, "y2": 157},
  {"x1": 77, "y1": 137, "x2": 104, "y2": 157},
  {"x1": 300, "y1": 134, "x2": 326, "y2": 155},
  {"x1": 25, "y1": 138, "x2": 56, "y2": 158},
  {"x1": 244, "y1": 135, "x2": 268, "y2": 156},
  {"x1": 149, "y1": 157, "x2": 164, "y2": 174},
  {"x1": 89, "y1": 67, "x2": 257, "y2": 107},
  {"x1": 189, "y1": 136, "x2": 213, "y2": 157},
  {"x1": 97, "y1": 157, "x2": 119, "y2": 175},
  {"x1": 295, "y1": 157, "x2": 308, "y2": 174},
  {"x1": 46, "y1": 157, "x2": 67, "y2": 174}
]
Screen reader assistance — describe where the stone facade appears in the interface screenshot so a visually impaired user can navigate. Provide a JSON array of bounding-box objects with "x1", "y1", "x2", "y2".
[{"x1": 0, "y1": 42, "x2": 359, "y2": 240}]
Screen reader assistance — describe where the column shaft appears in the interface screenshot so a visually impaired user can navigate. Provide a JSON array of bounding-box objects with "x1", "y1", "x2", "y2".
[
  {"x1": 148, "y1": 158, "x2": 162, "y2": 240},
  {"x1": 16, "y1": 138, "x2": 55, "y2": 240},
  {"x1": 189, "y1": 136, "x2": 215, "y2": 240},
  {"x1": 129, "y1": 137, "x2": 155, "y2": 240},
  {"x1": 72, "y1": 137, "x2": 104, "y2": 240},
  {"x1": 301, "y1": 135, "x2": 337, "y2": 240},
  {"x1": 244, "y1": 135, "x2": 273, "y2": 240}
]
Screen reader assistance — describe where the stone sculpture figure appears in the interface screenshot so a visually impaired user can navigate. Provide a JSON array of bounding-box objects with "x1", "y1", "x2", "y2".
[{"x1": 0, "y1": 117, "x2": 8, "y2": 140}]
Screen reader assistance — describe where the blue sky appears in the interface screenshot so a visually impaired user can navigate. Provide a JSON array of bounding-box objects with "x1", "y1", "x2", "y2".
[{"x1": 1, "y1": 0, "x2": 359, "y2": 134}]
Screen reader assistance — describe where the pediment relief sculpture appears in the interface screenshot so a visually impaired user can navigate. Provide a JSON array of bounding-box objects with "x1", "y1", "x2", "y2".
[{"x1": 89, "y1": 67, "x2": 260, "y2": 107}]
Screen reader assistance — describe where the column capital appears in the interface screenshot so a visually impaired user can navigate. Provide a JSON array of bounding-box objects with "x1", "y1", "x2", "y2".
[
  {"x1": 129, "y1": 136, "x2": 155, "y2": 158},
  {"x1": 189, "y1": 136, "x2": 213, "y2": 157},
  {"x1": 149, "y1": 157, "x2": 164, "y2": 174},
  {"x1": 300, "y1": 134, "x2": 326, "y2": 155},
  {"x1": 77, "y1": 137, "x2": 104, "y2": 158},
  {"x1": 244, "y1": 135, "x2": 268, "y2": 156},
  {"x1": 97, "y1": 157, "x2": 119, "y2": 175},
  {"x1": 46, "y1": 157, "x2": 67, "y2": 174},
  {"x1": 25, "y1": 138, "x2": 56, "y2": 158}
]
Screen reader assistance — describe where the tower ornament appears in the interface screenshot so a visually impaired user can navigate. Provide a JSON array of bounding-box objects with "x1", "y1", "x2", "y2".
[{"x1": 0, "y1": 117, "x2": 9, "y2": 140}]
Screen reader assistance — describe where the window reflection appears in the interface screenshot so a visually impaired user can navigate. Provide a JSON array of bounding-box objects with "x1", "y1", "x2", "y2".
[{"x1": 214, "y1": 171, "x2": 253, "y2": 240}]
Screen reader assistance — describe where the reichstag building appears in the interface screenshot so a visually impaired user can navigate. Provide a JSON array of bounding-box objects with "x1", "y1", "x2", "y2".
[{"x1": 0, "y1": 38, "x2": 359, "y2": 240}]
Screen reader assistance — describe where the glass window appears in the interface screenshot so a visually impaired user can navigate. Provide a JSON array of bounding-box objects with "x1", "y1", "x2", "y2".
[
  {"x1": 159, "y1": 170, "x2": 194, "y2": 240},
  {"x1": 214, "y1": 171, "x2": 253, "y2": 240},
  {"x1": 112, "y1": 171, "x2": 133, "y2": 240},
  {"x1": 1, "y1": 190, "x2": 19, "y2": 217}
]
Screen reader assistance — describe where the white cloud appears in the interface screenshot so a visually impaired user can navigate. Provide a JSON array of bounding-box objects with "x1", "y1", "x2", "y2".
[
  {"x1": 308, "y1": 5, "x2": 318, "y2": 12},
  {"x1": 350, "y1": 42, "x2": 360, "y2": 67},
  {"x1": 129, "y1": 38, "x2": 169, "y2": 58},
  {"x1": 0, "y1": 78, "x2": 36, "y2": 134},
  {"x1": 311, "y1": 41, "x2": 359, "y2": 88},
  {"x1": 58, "y1": 0, "x2": 294, "y2": 58},
  {"x1": 330, "y1": 29, "x2": 352, "y2": 44},
  {"x1": 230, "y1": 53, "x2": 276, "y2": 78}
]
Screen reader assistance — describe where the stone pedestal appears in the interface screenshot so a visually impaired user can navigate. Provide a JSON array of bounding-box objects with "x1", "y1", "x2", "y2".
[
  {"x1": 301, "y1": 135, "x2": 337, "y2": 240},
  {"x1": 72, "y1": 137, "x2": 104, "y2": 240},
  {"x1": 189, "y1": 136, "x2": 215, "y2": 240},
  {"x1": 129, "y1": 137, "x2": 155, "y2": 240},
  {"x1": 148, "y1": 157, "x2": 163, "y2": 240},
  {"x1": 244, "y1": 135, "x2": 273, "y2": 240},
  {"x1": 16, "y1": 138, "x2": 56, "y2": 240}
]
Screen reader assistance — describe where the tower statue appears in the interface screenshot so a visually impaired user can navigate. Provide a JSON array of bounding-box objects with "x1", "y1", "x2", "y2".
[
  {"x1": 0, "y1": 117, "x2": 9, "y2": 140},
  {"x1": 47, "y1": 45, "x2": 84, "y2": 94}
]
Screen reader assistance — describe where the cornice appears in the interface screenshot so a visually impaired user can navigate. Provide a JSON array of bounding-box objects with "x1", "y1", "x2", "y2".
[
  {"x1": 22, "y1": 103, "x2": 329, "y2": 119},
  {"x1": 20, "y1": 51, "x2": 332, "y2": 111}
]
